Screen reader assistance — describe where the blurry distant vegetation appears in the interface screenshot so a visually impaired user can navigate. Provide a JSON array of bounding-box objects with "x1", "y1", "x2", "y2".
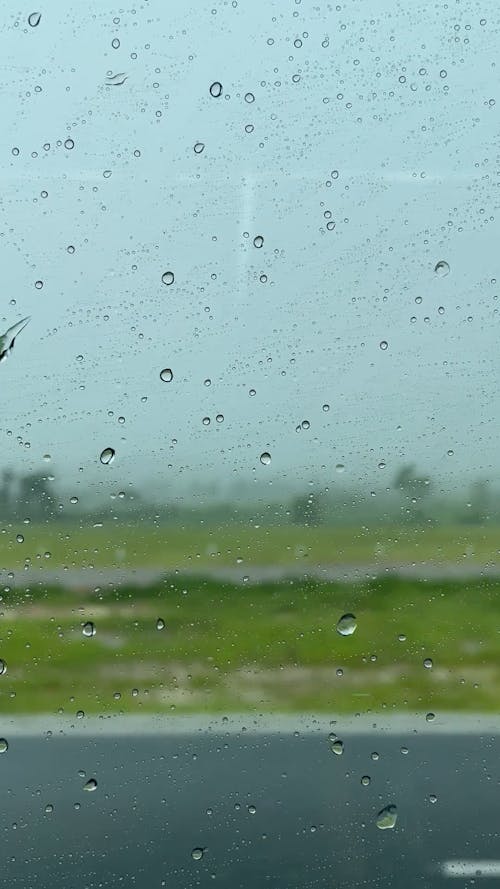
[{"x1": 0, "y1": 463, "x2": 495, "y2": 528}]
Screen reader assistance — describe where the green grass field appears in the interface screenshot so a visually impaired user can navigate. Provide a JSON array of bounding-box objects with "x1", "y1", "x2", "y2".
[
  {"x1": 4, "y1": 521, "x2": 500, "y2": 570},
  {"x1": 1, "y1": 569, "x2": 499, "y2": 715}
]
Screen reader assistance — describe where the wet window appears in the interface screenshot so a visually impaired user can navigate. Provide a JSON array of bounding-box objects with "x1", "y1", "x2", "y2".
[{"x1": 1, "y1": 1, "x2": 499, "y2": 886}]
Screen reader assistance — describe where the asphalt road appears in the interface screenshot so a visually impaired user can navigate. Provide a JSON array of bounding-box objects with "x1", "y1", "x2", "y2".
[{"x1": 0, "y1": 714, "x2": 498, "y2": 888}]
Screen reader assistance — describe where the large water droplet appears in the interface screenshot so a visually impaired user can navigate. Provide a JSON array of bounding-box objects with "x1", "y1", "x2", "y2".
[
  {"x1": 83, "y1": 778, "x2": 97, "y2": 792},
  {"x1": 209, "y1": 81, "x2": 223, "y2": 97},
  {"x1": 244, "y1": 92, "x2": 255, "y2": 103},
  {"x1": 336, "y1": 613, "x2": 357, "y2": 636},
  {"x1": 260, "y1": 451, "x2": 271, "y2": 465},
  {"x1": 160, "y1": 368, "x2": 173, "y2": 382},
  {"x1": 194, "y1": 142, "x2": 205, "y2": 154},
  {"x1": 253, "y1": 235, "x2": 264, "y2": 248},
  {"x1": 376, "y1": 805, "x2": 398, "y2": 830},
  {"x1": 434, "y1": 260, "x2": 450, "y2": 277},
  {"x1": 161, "y1": 271, "x2": 174, "y2": 285},
  {"x1": 28, "y1": 12, "x2": 41, "y2": 26},
  {"x1": 0, "y1": 739, "x2": 8, "y2": 753},
  {"x1": 156, "y1": 618, "x2": 165, "y2": 630},
  {"x1": 100, "y1": 447, "x2": 115, "y2": 465},
  {"x1": 330, "y1": 738, "x2": 344, "y2": 755},
  {"x1": 82, "y1": 621, "x2": 96, "y2": 638},
  {"x1": 106, "y1": 72, "x2": 128, "y2": 86},
  {"x1": 64, "y1": 138, "x2": 74, "y2": 150},
  {"x1": 191, "y1": 848, "x2": 205, "y2": 860}
]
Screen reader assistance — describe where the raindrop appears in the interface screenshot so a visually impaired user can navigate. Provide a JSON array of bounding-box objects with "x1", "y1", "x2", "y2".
[
  {"x1": 401, "y1": 746, "x2": 408, "y2": 754},
  {"x1": 253, "y1": 235, "x2": 264, "y2": 248},
  {"x1": 156, "y1": 618, "x2": 165, "y2": 630},
  {"x1": 434, "y1": 260, "x2": 450, "y2": 277},
  {"x1": 244, "y1": 92, "x2": 255, "y2": 103},
  {"x1": 376, "y1": 805, "x2": 398, "y2": 830},
  {"x1": 83, "y1": 778, "x2": 97, "y2": 792},
  {"x1": 82, "y1": 621, "x2": 96, "y2": 638},
  {"x1": 202, "y1": 416, "x2": 211, "y2": 426},
  {"x1": 260, "y1": 451, "x2": 271, "y2": 465},
  {"x1": 100, "y1": 447, "x2": 115, "y2": 465},
  {"x1": 160, "y1": 368, "x2": 173, "y2": 382},
  {"x1": 11, "y1": 147, "x2": 19, "y2": 156},
  {"x1": 330, "y1": 738, "x2": 343, "y2": 755},
  {"x1": 335, "y1": 463, "x2": 345, "y2": 473},
  {"x1": 423, "y1": 657, "x2": 433, "y2": 669},
  {"x1": 64, "y1": 138, "x2": 74, "y2": 150},
  {"x1": 429, "y1": 793, "x2": 437, "y2": 803},
  {"x1": 322, "y1": 404, "x2": 330, "y2": 412},
  {"x1": 371, "y1": 751, "x2": 379, "y2": 761},
  {"x1": 191, "y1": 848, "x2": 205, "y2": 861},
  {"x1": 379, "y1": 340, "x2": 388, "y2": 351},
  {"x1": 106, "y1": 72, "x2": 128, "y2": 86},
  {"x1": 209, "y1": 81, "x2": 223, "y2": 97},
  {"x1": 44, "y1": 804, "x2": 53, "y2": 814},
  {"x1": 16, "y1": 534, "x2": 24, "y2": 544},
  {"x1": 0, "y1": 660, "x2": 6, "y2": 676},
  {"x1": 361, "y1": 775, "x2": 371, "y2": 786},
  {"x1": 336, "y1": 613, "x2": 357, "y2": 636},
  {"x1": 161, "y1": 271, "x2": 174, "y2": 285},
  {"x1": 0, "y1": 739, "x2": 8, "y2": 753},
  {"x1": 111, "y1": 38, "x2": 120, "y2": 49},
  {"x1": 28, "y1": 12, "x2": 41, "y2": 26},
  {"x1": 194, "y1": 142, "x2": 205, "y2": 154},
  {"x1": 426, "y1": 712, "x2": 435, "y2": 722},
  {"x1": 248, "y1": 804, "x2": 256, "y2": 814},
  {"x1": 34, "y1": 280, "x2": 43, "y2": 290},
  {"x1": 67, "y1": 245, "x2": 75, "y2": 254}
]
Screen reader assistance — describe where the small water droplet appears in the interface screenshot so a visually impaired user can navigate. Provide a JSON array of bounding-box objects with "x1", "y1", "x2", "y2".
[
  {"x1": 28, "y1": 12, "x2": 41, "y2": 26},
  {"x1": 248, "y1": 804, "x2": 256, "y2": 814},
  {"x1": 336, "y1": 613, "x2": 357, "y2": 636},
  {"x1": 64, "y1": 138, "x2": 74, "y2": 150},
  {"x1": 379, "y1": 340, "x2": 388, "y2": 351},
  {"x1": 11, "y1": 147, "x2": 19, "y2": 156},
  {"x1": 156, "y1": 618, "x2": 165, "y2": 630},
  {"x1": 106, "y1": 72, "x2": 128, "y2": 86},
  {"x1": 244, "y1": 92, "x2": 255, "y2": 103},
  {"x1": 83, "y1": 778, "x2": 97, "y2": 792},
  {"x1": 111, "y1": 38, "x2": 120, "y2": 48},
  {"x1": 371, "y1": 751, "x2": 379, "y2": 761},
  {"x1": 0, "y1": 739, "x2": 8, "y2": 753},
  {"x1": 335, "y1": 463, "x2": 345, "y2": 474},
  {"x1": 253, "y1": 235, "x2": 264, "y2": 248},
  {"x1": 160, "y1": 368, "x2": 173, "y2": 382},
  {"x1": 44, "y1": 803, "x2": 53, "y2": 814},
  {"x1": 82, "y1": 621, "x2": 96, "y2": 638},
  {"x1": 423, "y1": 657, "x2": 433, "y2": 669},
  {"x1": 426, "y1": 712, "x2": 435, "y2": 722},
  {"x1": 209, "y1": 81, "x2": 223, "y2": 97},
  {"x1": 400, "y1": 746, "x2": 408, "y2": 754},
  {"x1": 322, "y1": 403, "x2": 330, "y2": 412},
  {"x1": 331, "y1": 738, "x2": 344, "y2": 754},
  {"x1": 100, "y1": 447, "x2": 115, "y2": 465},
  {"x1": 215, "y1": 413, "x2": 224, "y2": 423},
  {"x1": 34, "y1": 280, "x2": 43, "y2": 290},
  {"x1": 161, "y1": 270, "x2": 174, "y2": 285},
  {"x1": 194, "y1": 142, "x2": 205, "y2": 154},
  {"x1": 376, "y1": 804, "x2": 398, "y2": 830},
  {"x1": 0, "y1": 660, "x2": 7, "y2": 676},
  {"x1": 361, "y1": 775, "x2": 371, "y2": 786},
  {"x1": 202, "y1": 416, "x2": 211, "y2": 426},
  {"x1": 67, "y1": 245, "x2": 75, "y2": 254},
  {"x1": 434, "y1": 260, "x2": 450, "y2": 277},
  {"x1": 191, "y1": 847, "x2": 204, "y2": 861},
  {"x1": 76, "y1": 710, "x2": 84, "y2": 719},
  {"x1": 16, "y1": 534, "x2": 24, "y2": 544},
  {"x1": 260, "y1": 451, "x2": 271, "y2": 465}
]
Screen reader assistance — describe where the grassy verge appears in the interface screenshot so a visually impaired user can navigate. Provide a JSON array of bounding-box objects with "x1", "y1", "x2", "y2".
[{"x1": 0, "y1": 574, "x2": 498, "y2": 715}]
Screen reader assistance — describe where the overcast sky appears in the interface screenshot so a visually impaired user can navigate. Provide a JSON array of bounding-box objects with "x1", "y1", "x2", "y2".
[{"x1": 0, "y1": 0, "x2": 497, "y2": 505}]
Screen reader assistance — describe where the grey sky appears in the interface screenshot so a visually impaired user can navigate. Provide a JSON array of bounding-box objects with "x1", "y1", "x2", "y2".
[{"x1": 0, "y1": 0, "x2": 497, "y2": 504}]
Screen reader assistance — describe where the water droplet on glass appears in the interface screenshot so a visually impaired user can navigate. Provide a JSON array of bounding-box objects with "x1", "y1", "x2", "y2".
[
  {"x1": 379, "y1": 340, "x2": 388, "y2": 351},
  {"x1": 156, "y1": 618, "x2": 165, "y2": 630},
  {"x1": 44, "y1": 804, "x2": 53, "y2": 814},
  {"x1": 248, "y1": 804, "x2": 256, "y2": 814},
  {"x1": 11, "y1": 147, "x2": 19, "y2": 156},
  {"x1": 82, "y1": 621, "x2": 96, "y2": 638},
  {"x1": 215, "y1": 413, "x2": 224, "y2": 423},
  {"x1": 253, "y1": 235, "x2": 264, "y2": 248},
  {"x1": 202, "y1": 416, "x2": 211, "y2": 426},
  {"x1": 100, "y1": 447, "x2": 115, "y2": 465},
  {"x1": 209, "y1": 81, "x2": 223, "y2": 97},
  {"x1": 0, "y1": 739, "x2": 8, "y2": 753},
  {"x1": 376, "y1": 805, "x2": 398, "y2": 830},
  {"x1": 371, "y1": 751, "x2": 379, "y2": 761},
  {"x1": 67, "y1": 245, "x2": 75, "y2": 254},
  {"x1": 16, "y1": 534, "x2": 24, "y2": 544},
  {"x1": 423, "y1": 657, "x2": 433, "y2": 669},
  {"x1": 400, "y1": 745, "x2": 408, "y2": 754},
  {"x1": 191, "y1": 847, "x2": 204, "y2": 861},
  {"x1": 244, "y1": 92, "x2": 255, "y2": 103},
  {"x1": 160, "y1": 368, "x2": 173, "y2": 382},
  {"x1": 34, "y1": 280, "x2": 43, "y2": 290},
  {"x1": 322, "y1": 403, "x2": 330, "y2": 412},
  {"x1": 361, "y1": 775, "x2": 371, "y2": 786},
  {"x1": 336, "y1": 613, "x2": 357, "y2": 636},
  {"x1": 106, "y1": 72, "x2": 128, "y2": 86},
  {"x1": 330, "y1": 736, "x2": 344, "y2": 755},
  {"x1": 434, "y1": 260, "x2": 450, "y2": 277},
  {"x1": 64, "y1": 138, "x2": 74, "y2": 150},
  {"x1": 161, "y1": 271, "x2": 174, "y2": 285},
  {"x1": 194, "y1": 142, "x2": 205, "y2": 154},
  {"x1": 83, "y1": 778, "x2": 97, "y2": 792},
  {"x1": 426, "y1": 712, "x2": 435, "y2": 722},
  {"x1": 28, "y1": 12, "x2": 41, "y2": 26},
  {"x1": 111, "y1": 38, "x2": 120, "y2": 49},
  {"x1": 260, "y1": 451, "x2": 271, "y2": 465},
  {"x1": 0, "y1": 660, "x2": 7, "y2": 676},
  {"x1": 335, "y1": 463, "x2": 345, "y2": 474}
]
